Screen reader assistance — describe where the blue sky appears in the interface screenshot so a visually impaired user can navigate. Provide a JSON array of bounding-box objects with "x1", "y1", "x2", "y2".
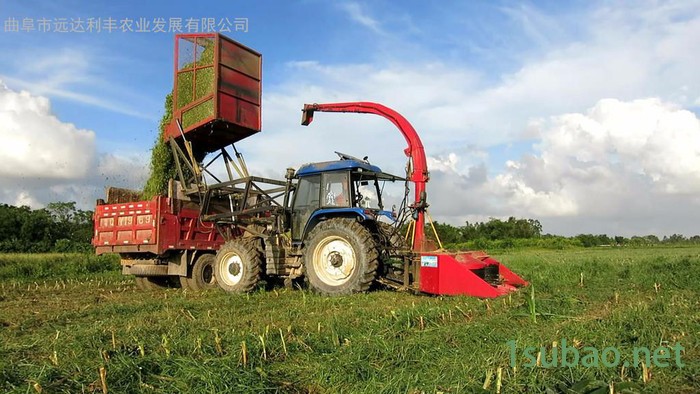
[
  {"x1": 1, "y1": 0, "x2": 700, "y2": 236},
  {"x1": 0, "y1": 0, "x2": 591, "y2": 153}
]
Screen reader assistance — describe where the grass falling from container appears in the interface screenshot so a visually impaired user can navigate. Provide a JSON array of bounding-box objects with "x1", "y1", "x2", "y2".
[{"x1": 142, "y1": 40, "x2": 216, "y2": 199}]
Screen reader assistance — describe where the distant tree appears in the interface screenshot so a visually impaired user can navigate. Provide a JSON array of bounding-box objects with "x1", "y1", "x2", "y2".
[
  {"x1": 644, "y1": 235, "x2": 660, "y2": 244},
  {"x1": 459, "y1": 217, "x2": 542, "y2": 241},
  {"x1": 424, "y1": 215, "x2": 697, "y2": 250},
  {"x1": 430, "y1": 222, "x2": 464, "y2": 244},
  {"x1": 614, "y1": 236, "x2": 627, "y2": 245},
  {"x1": 576, "y1": 234, "x2": 593, "y2": 247},
  {"x1": 47, "y1": 202, "x2": 93, "y2": 247},
  {"x1": 664, "y1": 234, "x2": 686, "y2": 244}
]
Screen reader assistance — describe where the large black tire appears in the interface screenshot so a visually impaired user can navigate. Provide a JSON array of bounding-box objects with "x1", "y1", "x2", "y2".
[
  {"x1": 303, "y1": 218, "x2": 379, "y2": 295},
  {"x1": 376, "y1": 221, "x2": 409, "y2": 251},
  {"x1": 180, "y1": 254, "x2": 217, "y2": 291},
  {"x1": 135, "y1": 276, "x2": 177, "y2": 290},
  {"x1": 214, "y1": 239, "x2": 262, "y2": 293}
]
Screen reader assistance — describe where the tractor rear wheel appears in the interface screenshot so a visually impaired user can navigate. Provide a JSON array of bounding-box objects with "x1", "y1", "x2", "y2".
[
  {"x1": 180, "y1": 253, "x2": 217, "y2": 291},
  {"x1": 304, "y1": 218, "x2": 379, "y2": 295},
  {"x1": 214, "y1": 239, "x2": 262, "y2": 293}
]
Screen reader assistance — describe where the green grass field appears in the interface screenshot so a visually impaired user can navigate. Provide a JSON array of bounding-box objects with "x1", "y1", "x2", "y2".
[{"x1": 1, "y1": 248, "x2": 698, "y2": 393}]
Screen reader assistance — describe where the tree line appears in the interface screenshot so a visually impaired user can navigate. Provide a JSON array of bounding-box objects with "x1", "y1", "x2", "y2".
[
  {"x1": 427, "y1": 217, "x2": 700, "y2": 250},
  {"x1": 0, "y1": 202, "x2": 93, "y2": 253},
  {"x1": 1, "y1": 202, "x2": 699, "y2": 253}
]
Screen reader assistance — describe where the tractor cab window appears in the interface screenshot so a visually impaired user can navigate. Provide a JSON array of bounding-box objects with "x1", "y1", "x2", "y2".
[
  {"x1": 352, "y1": 173, "x2": 382, "y2": 210},
  {"x1": 321, "y1": 172, "x2": 350, "y2": 208},
  {"x1": 291, "y1": 175, "x2": 321, "y2": 240}
]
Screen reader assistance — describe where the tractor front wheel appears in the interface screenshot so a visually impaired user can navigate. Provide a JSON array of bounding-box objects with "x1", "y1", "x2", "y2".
[
  {"x1": 214, "y1": 239, "x2": 262, "y2": 293},
  {"x1": 304, "y1": 218, "x2": 379, "y2": 295}
]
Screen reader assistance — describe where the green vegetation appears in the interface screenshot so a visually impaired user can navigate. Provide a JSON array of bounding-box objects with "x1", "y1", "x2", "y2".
[
  {"x1": 182, "y1": 97, "x2": 215, "y2": 130},
  {"x1": 429, "y1": 217, "x2": 700, "y2": 252},
  {"x1": 176, "y1": 39, "x2": 216, "y2": 130},
  {"x1": 434, "y1": 217, "x2": 544, "y2": 243},
  {"x1": 142, "y1": 93, "x2": 177, "y2": 200},
  {"x1": 1, "y1": 247, "x2": 698, "y2": 393},
  {"x1": 143, "y1": 39, "x2": 216, "y2": 199},
  {"x1": 0, "y1": 202, "x2": 93, "y2": 253},
  {"x1": 0, "y1": 253, "x2": 119, "y2": 281}
]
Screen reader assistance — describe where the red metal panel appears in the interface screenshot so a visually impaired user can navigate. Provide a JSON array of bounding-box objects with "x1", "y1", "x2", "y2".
[
  {"x1": 93, "y1": 199, "x2": 160, "y2": 252},
  {"x1": 218, "y1": 66, "x2": 261, "y2": 105},
  {"x1": 173, "y1": 207, "x2": 223, "y2": 250},
  {"x1": 219, "y1": 93, "x2": 261, "y2": 131},
  {"x1": 219, "y1": 36, "x2": 261, "y2": 80},
  {"x1": 92, "y1": 197, "x2": 225, "y2": 256},
  {"x1": 156, "y1": 198, "x2": 178, "y2": 252}
]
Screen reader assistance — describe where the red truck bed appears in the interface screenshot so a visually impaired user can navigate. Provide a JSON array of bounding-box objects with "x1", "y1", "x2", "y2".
[{"x1": 92, "y1": 196, "x2": 224, "y2": 256}]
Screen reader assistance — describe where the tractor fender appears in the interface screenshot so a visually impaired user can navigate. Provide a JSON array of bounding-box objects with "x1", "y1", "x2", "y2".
[
  {"x1": 375, "y1": 210, "x2": 397, "y2": 222},
  {"x1": 302, "y1": 208, "x2": 369, "y2": 242}
]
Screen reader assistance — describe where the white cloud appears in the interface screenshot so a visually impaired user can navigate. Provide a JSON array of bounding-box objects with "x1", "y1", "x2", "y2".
[
  {"x1": 339, "y1": 2, "x2": 384, "y2": 35},
  {"x1": 427, "y1": 153, "x2": 460, "y2": 173},
  {"x1": 498, "y1": 98, "x2": 700, "y2": 208},
  {"x1": 431, "y1": 98, "x2": 700, "y2": 236},
  {"x1": 96, "y1": 153, "x2": 149, "y2": 185},
  {"x1": 0, "y1": 82, "x2": 146, "y2": 208},
  {"x1": 14, "y1": 191, "x2": 41, "y2": 208},
  {"x1": 0, "y1": 81, "x2": 95, "y2": 179}
]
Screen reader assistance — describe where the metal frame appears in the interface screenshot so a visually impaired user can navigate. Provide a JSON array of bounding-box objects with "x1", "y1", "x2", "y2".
[{"x1": 200, "y1": 176, "x2": 291, "y2": 223}]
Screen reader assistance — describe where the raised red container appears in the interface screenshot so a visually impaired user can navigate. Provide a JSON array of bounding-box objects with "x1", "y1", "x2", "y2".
[{"x1": 165, "y1": 33, "x2": 262, "y2": 154}]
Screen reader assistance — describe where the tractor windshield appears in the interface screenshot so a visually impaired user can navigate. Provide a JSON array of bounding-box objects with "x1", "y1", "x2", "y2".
[
  {"x1": 351, "y1": 173, "x2": 381, "y2": 210},
  {"x1": 352, "y1": 170, "x2": 405, "y2": 210}
]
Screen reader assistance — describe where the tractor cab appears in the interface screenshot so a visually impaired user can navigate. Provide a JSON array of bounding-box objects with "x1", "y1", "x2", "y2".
[{"x1": 290, "y1": 154, "x2": 404, "y2": 243}]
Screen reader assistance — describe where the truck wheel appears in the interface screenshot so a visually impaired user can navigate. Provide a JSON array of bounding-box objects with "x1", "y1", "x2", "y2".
[
  {"x1": 304, "y1": 218, "x2": 379, "y2": 295},
  {"x1": 135, "y1": 276, "x2": 171, "y2": 290},
  {"x1": 214, "y1": 239, "x2": 262, "y2": 293},
  {"x1": 180, "y1": 254, "x2": 217, "y2": 291}
]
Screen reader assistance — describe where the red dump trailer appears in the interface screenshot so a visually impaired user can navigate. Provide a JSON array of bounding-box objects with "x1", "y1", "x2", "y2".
[
  {"x1": 93, "y1": 195, "x2": 223, "y2": 256},
  {"x1": 93, "y1": 193, "x2": 225, "y2": 289}
]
